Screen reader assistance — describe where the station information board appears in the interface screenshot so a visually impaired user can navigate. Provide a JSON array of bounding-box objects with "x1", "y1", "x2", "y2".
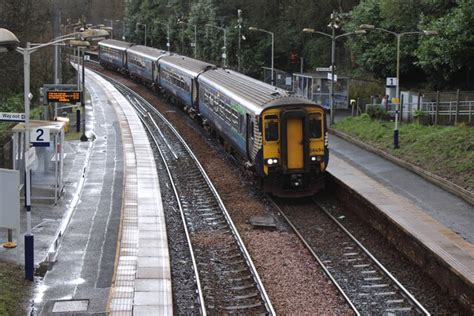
[{"x1": 47, "y1": 91, "x2": 82, "y2": 103}]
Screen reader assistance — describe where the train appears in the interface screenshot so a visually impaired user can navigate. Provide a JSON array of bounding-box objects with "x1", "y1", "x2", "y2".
[{"x1": 98, "y1": 39, "x2": 329, "y2": 197}]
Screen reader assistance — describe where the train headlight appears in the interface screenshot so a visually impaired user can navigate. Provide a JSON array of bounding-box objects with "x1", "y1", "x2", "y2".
[
  {"x1": 311, "y1": 156, "x2": 322, "y2": 162},
  {"x1": 266, "y1": 158, "x2": 279, "y2": 165}
]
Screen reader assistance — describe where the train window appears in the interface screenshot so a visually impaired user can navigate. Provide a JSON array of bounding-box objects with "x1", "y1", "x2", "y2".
[
  {"x1": 264, "y1": 115, "x2": 279, "y2": 142},
  {"x1": 309, "y1": 113, "x2": 322, "y2": 138}
]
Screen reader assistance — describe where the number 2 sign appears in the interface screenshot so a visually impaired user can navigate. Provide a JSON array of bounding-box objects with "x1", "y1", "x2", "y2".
[{"x1": 30, "y1": 127, "x2": 50, "y2": 147}]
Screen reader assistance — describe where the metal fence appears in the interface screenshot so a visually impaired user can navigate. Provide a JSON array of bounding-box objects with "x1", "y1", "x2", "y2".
[
  {"x1": 357, "y1": 90, "x2": 474, "y2": 126},
  {"x1": 419, "y1": 100, "x2": 473, "y2": 125}
]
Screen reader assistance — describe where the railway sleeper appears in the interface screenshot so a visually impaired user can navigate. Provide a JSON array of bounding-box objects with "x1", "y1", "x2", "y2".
[
  {"x1": 231, "y1": 292, "x2": 260, "y2": 300},
  {"x1": 223, "y1": 302, "x2": 264, "y2": 311}
]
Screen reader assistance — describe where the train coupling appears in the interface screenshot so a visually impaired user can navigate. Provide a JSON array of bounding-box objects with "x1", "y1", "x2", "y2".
[{"x1": 290, "y1": 173, "x2": 303, "y2": 188}]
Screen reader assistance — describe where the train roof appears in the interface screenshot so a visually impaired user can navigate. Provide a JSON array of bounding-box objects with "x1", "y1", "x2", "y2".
[
  {"x1": 127, "y1": 45, "x2": 168, "y2": 61},
  {"x1": 159, "y1": 55, "x2": 216, "y2": 77},
  {"x1": 98, "y1": 39, "x2": 134, "y2": 51},
  {"x1": 198, "y1": 68, "x2": 321, "y2": 115}
]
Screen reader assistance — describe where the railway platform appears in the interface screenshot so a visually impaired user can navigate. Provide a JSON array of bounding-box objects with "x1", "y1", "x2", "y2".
[
  {"x1": 1, "y1": 67, "x2": 173, "y2": 315},
  {"x1": 327, "y1": 132, "x2": 474, "y2": 311}
]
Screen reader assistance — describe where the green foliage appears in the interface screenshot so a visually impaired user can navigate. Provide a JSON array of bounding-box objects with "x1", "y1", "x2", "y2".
[
  {"x1": 334, "y1": 116, "x2": 474, "y2": 190},
  {"x1": 366, "y1": 104, "x2": 389, "y2": 120},
  {"x1": 349, "y1": 79, "x2": 384, "y2": 100},
  {"x1": 344, "y1": 0, "x2": 424, "y2": 79},
  {"x1": 346, "y1": 0, "x2": 473, "y2": 88},
  {"x1": 415, "y1": 0, "x2": 474, "y2": 88},
  {"x1": 0, "y1": 262, "x2": 32, "y2": 315},
  {"x1": 0, "y1": 94, "x2": 23, "y2": 113}
]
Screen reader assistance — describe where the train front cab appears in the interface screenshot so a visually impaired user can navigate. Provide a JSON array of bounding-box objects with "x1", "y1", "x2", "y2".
[{"x1": 261, "y1": 105, "x2": 327, "y2": 197}]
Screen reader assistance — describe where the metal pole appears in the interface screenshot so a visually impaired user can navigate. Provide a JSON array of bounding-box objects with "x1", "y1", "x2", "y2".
[
  {"x1": 271, "y1": 32, "x2": 274, "y2": 85},
  {"x1": 181, "y1": 24, "x2": 184, "y2": 54},
  {"x1": 223, "y1": 28, "x2": 227, "y2": 68},
  {"x1": 23, "y1": 43, "x2": 34, "y2": 281},
  {"x1": 237, "y1": 9, "x2": 242, "y2": 72},
  {"x1": 194, "y1": 25, "x2": 197, "y2": 58},
  {"x1": 455, "y1": 89, "x2": 460, "y2": 125},
  {"x1": 76, "y1": 47, "x2": 80, "y2": 89},
  {"x1": 167, "y1": 25, "x2": 170, "y2": 53},
  {"x1": 122, "y1": 21, "x2": 126, "y2": 40},
  {"x1": 330, "y1": 26, "x2": 335, "y2": 124},
  {"x1": 111, "y1": 20, "x2": 114, "y2": 39},
  {"x1": 394, "y1": 34, "x2": 400, "y2": 148},
  {"x1": 144, "y1": 24, "x2": 147, "y2": 46},
  {"x1": 80, "y1": 48, "x2": 87, "y2": 141}
]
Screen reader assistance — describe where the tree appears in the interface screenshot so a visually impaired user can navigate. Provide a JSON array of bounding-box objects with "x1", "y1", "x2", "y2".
[
  {"x1": 416, "y1": 0, "x2": 474, "y2": 88},
  {"x1": 344, "y1": 0, "x2": 425, "y2": 80}
]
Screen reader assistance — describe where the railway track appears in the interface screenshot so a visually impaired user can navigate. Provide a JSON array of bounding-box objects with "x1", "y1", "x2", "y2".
[
  {"x1": 93, "y1": 69, "x2": 275, "y2": 315},
  {"x1": 271, "y1": 197, "x2": 430, "y2": 316}
]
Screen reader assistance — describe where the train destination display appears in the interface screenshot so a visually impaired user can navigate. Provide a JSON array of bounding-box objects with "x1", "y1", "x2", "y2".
[{"x1": 46, "y1": 91, "x2": 82, "y2": 103}]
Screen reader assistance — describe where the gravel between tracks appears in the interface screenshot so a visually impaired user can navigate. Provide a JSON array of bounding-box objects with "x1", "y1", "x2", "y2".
[
  {"x1": 92, "y1": 65, "x2": 354, "y2": 314},
  {"x1": 316, "y1": 194, "x2": 468, "y2": 315}
]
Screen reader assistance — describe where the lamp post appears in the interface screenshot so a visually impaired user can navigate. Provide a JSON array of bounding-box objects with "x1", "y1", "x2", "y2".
[
  {"x1": 153, "y1": 22, "x2": 171, "y2": 53},
  {"x1": 104, "y1": 19, "x2": 114, "y2": 38},
  {"x1": 237, "y1": 9, "x2": 243, "y2": 72},
  {"x1": 136, "y1": 23, "x2": 147, "y2": 46},
  {"x1": 206, "y1": 24, "x2": 227, "y2": 67},
  {"x1": 359, "y1": 24, "x2": 437, "y2": 148},
  {"x1": 0, "y1": 28, "x2": 104, "y2": 281},
  {"x1": 249, "y1": 26, "x2": 274, "y2": 85},
  {"x1": 178, "y1": 20, "x2": 197, "y2": 58},
  {"x1": 302, "y1": 27, "x2": 366, "y2": 124},
  {"x1": 114, "y1": 19, "x2": 125, "y2": 41}
]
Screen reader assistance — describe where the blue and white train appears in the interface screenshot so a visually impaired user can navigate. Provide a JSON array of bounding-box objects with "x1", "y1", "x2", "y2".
[{"x1": 98, "y1": 39, "x2": 329, "y2": 197}]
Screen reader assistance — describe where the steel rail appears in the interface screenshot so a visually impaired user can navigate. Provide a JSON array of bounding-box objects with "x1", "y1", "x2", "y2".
[
  {"x1": 140, "y1": 111, "x2": 207, "y2": 316},
  {"x1": 129, "y1": 84, "x2": 276, "y2": 316},
  {"x1": 314, "y1": 199, "x2": 430, "y2": 315},
  {"x1": 266, "y1": 196, "x2": 360, "y2": 315},
  {"x1": 86, "y1": 68, "x2": 207, "y2": 314},
  {"x1": 89, "y1": 68, "x2": 275, "y2": 315}
]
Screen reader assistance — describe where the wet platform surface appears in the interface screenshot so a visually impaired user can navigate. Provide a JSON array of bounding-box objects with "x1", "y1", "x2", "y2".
[
  {"x1": 26, "y1": 68, "x2": 172, "y2": 315},
  {"x1": 87, "y1": 70, "x2": 172, "y2": 315},
  {"x1": 330, "y1": 134, "x2": 474, "y2": 243}
]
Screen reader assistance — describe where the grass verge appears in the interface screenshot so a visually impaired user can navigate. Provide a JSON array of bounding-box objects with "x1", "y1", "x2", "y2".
[
  {"x1": 0, "y1": 262, "x2": 32, "y2": 315},
  {"x1": 333, "y1": 115, "x2": 473, "y2": 192}
]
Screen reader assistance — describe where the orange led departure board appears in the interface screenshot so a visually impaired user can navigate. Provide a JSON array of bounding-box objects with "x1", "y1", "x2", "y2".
[{"x1": 46, "y1": 91, "x2": 82, "y2": 103}]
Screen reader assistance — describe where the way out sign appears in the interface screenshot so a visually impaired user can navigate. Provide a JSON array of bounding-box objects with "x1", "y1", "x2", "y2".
[
  {"x1": 0, "y1": 112, "x2": 25, "y2": 122},
  {"x1": 30, "y1": 127, "x2": 50, "y2": 147}
]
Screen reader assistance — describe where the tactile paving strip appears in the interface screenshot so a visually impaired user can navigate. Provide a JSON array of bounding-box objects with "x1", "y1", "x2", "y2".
[{"x1": 87, "y1": 71, "x2": 172, "y2": 315}]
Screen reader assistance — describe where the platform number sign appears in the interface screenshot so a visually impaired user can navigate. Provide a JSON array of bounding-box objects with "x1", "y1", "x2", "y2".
[
  {"x1": 386, "y1": 77, "x2": 398, "y2": 87},
  {"x1": 30, "y1": 127, "x2": 50, "y2": 147}
]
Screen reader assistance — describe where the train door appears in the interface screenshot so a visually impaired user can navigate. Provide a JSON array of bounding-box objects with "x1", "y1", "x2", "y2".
[
  {"x1": 286, "y1": 117, "x2": 304, "y2": 169},
  {"x1": 281, "y1": 110, "x2": 309, "y2": 172},
  {"x1": 246, "y1": 114, "x2": 254, "y2": 161}
]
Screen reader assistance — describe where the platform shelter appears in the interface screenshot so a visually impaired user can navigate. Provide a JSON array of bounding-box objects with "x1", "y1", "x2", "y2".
[
  {"x1": 293, "y1": 72, "x2": 349, "y2": 109},
  {"x1": 12, "y1": 120, "x2": 66, "y2": 205}
]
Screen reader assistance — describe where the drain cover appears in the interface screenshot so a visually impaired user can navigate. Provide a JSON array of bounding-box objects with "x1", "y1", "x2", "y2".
[{"x1": 52, "y1": 300, "x2": 88, "y2": 313}]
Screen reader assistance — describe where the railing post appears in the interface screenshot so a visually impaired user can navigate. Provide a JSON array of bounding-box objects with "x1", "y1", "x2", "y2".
[
  {"x1": 417, "y1": 92, "x2": 421, "y2": 124},
  {"x1": 470, "y1": 101, "x2": 472, "y2": 125},
  {"x1": 400, "y1": 94, "x2": 404, "y2": 123},
  {"x1": 435, "y1": 91, "x2": 440, "y2": 125},
  {"x1": 455, "y1": 89, "x2": 460, "y2": 125}
]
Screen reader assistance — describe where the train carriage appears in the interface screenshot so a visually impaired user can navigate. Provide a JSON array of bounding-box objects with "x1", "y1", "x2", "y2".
[
  {"x1": 98, "y1": 39, "x2": 133, "y2": 72},
  {"x1": 157, "y1": 55, "x2": 215, "y2": 109},
  {"x1": 126, "y1": 45, "x2": 168, "y2": 86},
  {"x1": 198, "y1": 69, "x2": 328, "y2": 196},
  {"x1": 98, "y1": 39, "x2": 329, "y2": 197}
]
